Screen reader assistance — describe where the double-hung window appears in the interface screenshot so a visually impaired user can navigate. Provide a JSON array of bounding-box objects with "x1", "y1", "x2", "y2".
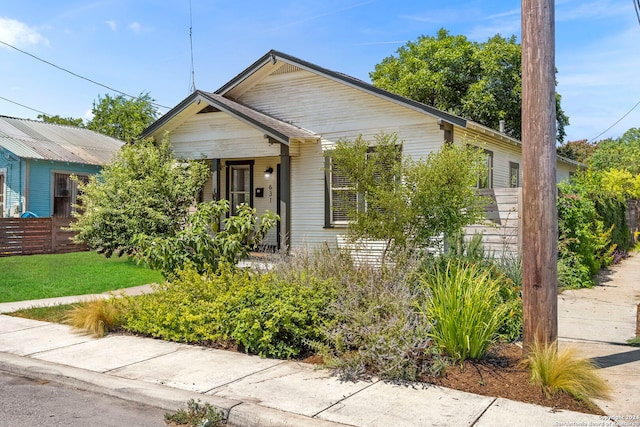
[
  {"x1": 509, "y1": 162, "x2": 520, "y2": 188},
  {"x1": 327, "y1": 159, "x2": 360, "y2": 226},
  {"x1": 477, "y1": 149, "x2": 494, "y2": 189},
  {"x1": 325, "y1": 145, "x2": 400, "y2": 227}
]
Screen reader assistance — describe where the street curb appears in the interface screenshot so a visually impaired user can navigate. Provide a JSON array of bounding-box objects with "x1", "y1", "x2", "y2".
[{"x1": 0, "y1": 352, "x2": 351, "y2": 427}]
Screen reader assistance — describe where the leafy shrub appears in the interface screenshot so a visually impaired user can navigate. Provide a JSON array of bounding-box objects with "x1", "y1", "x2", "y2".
[
  {"x1": 271, "y1": 245, "x2": 438, "y2": 382},
  {"x1": 135, "y1": 200, "x2": 278, "y2": 276},
  {"x1": 557, "y1": 250, "x2": 593, "y2": 290},
  {"x1": 71, "y1": 138, "x2": 209, "y2": 257},
  {"x1": 420, "y1": 260, "x2": 508, "y2": 362},
  {"x1": 165, "y1": 399, "x2": 224, "y2": 427},
  {"x1": 119, "y1": 263, "x2": 336, "y2": 358},
  {"x1": 557, "y1": 188, "x2": 610, "y2": 275},
  {"x1": 66, "y1": 298, "x2": 122, "y2": 337},
  {"x1": 320, "y1": 259, "x2": 435, "y2": 382},
  {"x1": 527, "y1": 341, "x2": 610, "y2": 404}
]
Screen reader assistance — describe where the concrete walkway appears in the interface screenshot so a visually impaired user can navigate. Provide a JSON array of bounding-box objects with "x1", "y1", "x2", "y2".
[
  {"x1": 558, "y1": 251, "x2": 640, "y2": 417},
  {"x1": 1, "y1": 255, "x2": 639, "y2": 426}
]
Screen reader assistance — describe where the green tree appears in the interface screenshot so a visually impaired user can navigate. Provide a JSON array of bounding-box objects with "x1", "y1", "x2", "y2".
[
  {"x1": 86, "y1": 92, "x2": 158, "y2": 143},
  {"x1": 590, "y1": 128, "x2": 640, "y2": 175},
  {"x1": 556, "y1": 139, "x2": 596, "y2": 163},
  {"x1": 71, "y1": 138, "x2": 209, "y2": 257},
  {"x1": 330, "y1": 132, "x2": 488, "y2": 260},
  {"x1": 37, "y1": 114, "x2": 85, "y2": 127},
  {"x1": 370, "y1": 28, "x2": 569, "y2": 142}
]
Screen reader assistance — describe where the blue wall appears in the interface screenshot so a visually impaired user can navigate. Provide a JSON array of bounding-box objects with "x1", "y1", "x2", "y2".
[
  {"x1": 0, "y1": 148, "x2": 23, "y2": 218},
  {"x1": 27, "y1": 160, "x2": 101, "y2": 217},
  {"x1": 0, "y1": 147, "x2": 101, "y2": 218}
]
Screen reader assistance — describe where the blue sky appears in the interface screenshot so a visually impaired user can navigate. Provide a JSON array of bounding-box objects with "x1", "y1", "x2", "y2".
[{"x1": 1, "y1": 0, "x2": 639, "y2": 142}]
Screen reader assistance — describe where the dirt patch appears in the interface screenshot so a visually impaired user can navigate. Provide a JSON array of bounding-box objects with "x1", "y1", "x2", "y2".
[{"x1": 423, "y1": 343, "x2": 606, "y2": 415}]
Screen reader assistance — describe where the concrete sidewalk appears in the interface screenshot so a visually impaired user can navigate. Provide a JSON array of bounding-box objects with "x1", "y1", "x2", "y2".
[
  {"x1": 558, "y1": 251, "x2": 640, "y2": 417},
  {"x1": 1, "y1": 255, "x2": 639, "y2": 426}
]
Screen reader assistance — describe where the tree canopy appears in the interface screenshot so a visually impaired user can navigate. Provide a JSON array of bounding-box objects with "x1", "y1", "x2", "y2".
[
  {"x1": 37, "y1": 114, "x2": 85, "y2": 127},
  {"x1": 37, "y1": 92, "x2": 159, "y2": 143},
  {"x1": 330, "y1": 132, "x2": 488, "y2": 263},
  {"x1": 370, "y1": 28, "x2": 569, "y2": 142},
  {"x1": 86, "y1": 92, "x2": 159, "y2": 143},
  {"x1": 589, "y1": 128, "x2": 640, "y2": 175},
  {"x1": 70, "y1": 138, "x2": 210, "y2": 257},
  {"x1": 556, "y1": 139, "x2": 597, "y2": 163}
]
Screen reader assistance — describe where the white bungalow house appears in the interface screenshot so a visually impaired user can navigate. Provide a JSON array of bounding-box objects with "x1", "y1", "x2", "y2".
[{"x1": 143, "y1": 50, "x2": 578, "y2": 251}]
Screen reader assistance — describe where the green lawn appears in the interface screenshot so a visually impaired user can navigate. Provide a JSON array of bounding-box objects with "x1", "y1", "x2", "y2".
[{"x1": 0, "y1": 251, "x2": 164, "y2": 303}]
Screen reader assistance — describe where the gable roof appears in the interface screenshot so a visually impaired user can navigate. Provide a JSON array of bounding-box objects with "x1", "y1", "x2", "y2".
[
  {"x1": 143, "y1": 49, "x2": 581, "y2": 168},
  {"x1": 216, "y1": 50, "x2": 467, "y2": 128},
  {"x1": 143, "y1": 90, "x2": 320, "y2": 145},
  {"x1": 0, "y1": 116, "x2": 124, "y2": 165}
]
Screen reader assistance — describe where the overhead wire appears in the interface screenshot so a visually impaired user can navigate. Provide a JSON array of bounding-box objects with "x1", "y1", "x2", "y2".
[
  {"x1": 0, "y1": 39, "x2": 171, "y2": 110},
  {"x1": 588, "y1": 99, "x2": 640, "y2": 142},
  {"x1": 0, "y1": 95, "x2": 52, "y2": 117},
  {"x1": 587, "y1": 0, "x2": 640, "y2": 142}
]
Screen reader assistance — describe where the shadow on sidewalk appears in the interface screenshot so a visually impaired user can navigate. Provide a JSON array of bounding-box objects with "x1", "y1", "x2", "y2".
[{"x1": 591, "y1": 347, "x2": 640, "y2": 369}]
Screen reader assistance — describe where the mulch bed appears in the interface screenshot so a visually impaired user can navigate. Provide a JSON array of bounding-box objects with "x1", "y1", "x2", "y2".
[{"x1": 422, "y1": 343, "x2": 606, "y2": 416}]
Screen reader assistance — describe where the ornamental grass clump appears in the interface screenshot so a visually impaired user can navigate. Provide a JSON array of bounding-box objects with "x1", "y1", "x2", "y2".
[
  {"x1": 421, "y1": 259, "x2": 507, "y2": 362},
  {"x1": 527, "y1": 340, "x2": 610, "y2": 404},
  {"x1": 66, "y1": 297, "x2": 122, "y2": 337}
]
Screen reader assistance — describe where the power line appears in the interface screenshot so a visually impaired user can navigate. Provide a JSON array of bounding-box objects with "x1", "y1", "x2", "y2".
[
  {"x1": 0, "y1": 39, "x2": 171, "y2": 110},
  {"x1": 0, "y1": 95, "x2": 52, "y2": 117},
  {"x1": 588, "y1": 98, "x2": 640, "y2": 142},
  {"x1": 635, "y1": 0, "x2": 640, "y2": 25}
]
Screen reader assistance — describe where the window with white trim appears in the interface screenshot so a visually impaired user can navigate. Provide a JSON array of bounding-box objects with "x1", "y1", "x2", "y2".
[
  {"x1": 477, "y1": 149, "x2": 494, "y2": 189},
  {"x1": 509, "y1": 162, "x2": 520, "y2": 188},
  {"x1": 325, "y1": 145, "x2": 400, "y2": 227},
  {"x1": 328, "y1": 159, "x2": 361, "y2": 225}
]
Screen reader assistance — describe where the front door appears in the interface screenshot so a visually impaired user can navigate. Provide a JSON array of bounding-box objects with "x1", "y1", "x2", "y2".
[{"x1": 227, "y1": 162, "x2": 253, "y2": 215}]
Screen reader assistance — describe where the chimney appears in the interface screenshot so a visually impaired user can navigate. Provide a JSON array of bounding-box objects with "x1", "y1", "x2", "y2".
[{"x1": 499, "y1": 120, "x2": 505, "y2": 133}]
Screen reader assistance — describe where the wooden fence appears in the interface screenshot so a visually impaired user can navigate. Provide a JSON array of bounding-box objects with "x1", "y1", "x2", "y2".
[
  {"x1": 464, "y1": 188, "x2": 521, "y2": 258},
  {"x1": 0, "y1": 218, "x2": 87, "y2": 257}
]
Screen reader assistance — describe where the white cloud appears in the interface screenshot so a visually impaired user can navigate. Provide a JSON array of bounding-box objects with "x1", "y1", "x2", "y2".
[
  {"x1": 83, "y1": 108, "x2": 94, "y2": 121},
  {"x1": 105, "y1": 20, "x2": 117, "y2": 31},
  {"x1": 128, "y1": 21, "x2": 142, "y2": 33},
  {"x1": 0, "y1": 17, "x2": 49, "y2": 48}
]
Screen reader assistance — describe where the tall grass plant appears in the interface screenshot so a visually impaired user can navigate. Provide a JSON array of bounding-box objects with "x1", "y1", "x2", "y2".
[{"x1": 421, "y1": 259, "x2": 507, "y2": 362}]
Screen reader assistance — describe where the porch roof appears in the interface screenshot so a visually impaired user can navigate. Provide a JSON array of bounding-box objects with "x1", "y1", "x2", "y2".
[{"x1": 144, "y1": 90, "x2": 320, "y2": 146}]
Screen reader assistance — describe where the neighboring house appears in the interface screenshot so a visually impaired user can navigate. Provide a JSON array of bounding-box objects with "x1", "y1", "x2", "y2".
[
  {"x1": 143, "y1": 50, "x2": 579, "y2": 251},
  {"x1": 0, "y1": 116, "x2": 124, "y2": 218}
]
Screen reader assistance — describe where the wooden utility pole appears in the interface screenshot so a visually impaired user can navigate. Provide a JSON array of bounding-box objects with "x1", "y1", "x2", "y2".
[{"x1": 521, "y1": 0, "x2": 558, "y2": 351}]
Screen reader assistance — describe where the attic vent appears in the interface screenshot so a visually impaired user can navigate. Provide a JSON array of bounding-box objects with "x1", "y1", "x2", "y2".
[
  {"x1": 272, "y1": 63, "x2": 302, "y2": 75},
  {"x1": 198, "y1": 105, "x2": 219, "y2": 114}
]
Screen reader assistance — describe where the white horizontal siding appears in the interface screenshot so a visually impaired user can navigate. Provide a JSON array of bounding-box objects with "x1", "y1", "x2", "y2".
[
  {"x1": 237, "y1": 70, "x2": 446, "y2": 160},
  {"x1": 457, "y1": 129, "x2": 524, "y2": 189},
  {"x1": 290, "y1": 142, "x2": 341, "y2": 249},
  {"x1": 170, "y1": 113, "x2": 280, "y2": 159}
]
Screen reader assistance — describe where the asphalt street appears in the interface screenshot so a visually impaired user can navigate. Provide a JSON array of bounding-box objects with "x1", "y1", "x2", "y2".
[{"x1": 0, "y1": 371, "x2": 168, "y2": 427}]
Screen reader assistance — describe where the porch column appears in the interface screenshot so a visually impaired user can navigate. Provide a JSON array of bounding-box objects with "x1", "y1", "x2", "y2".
[
  {"x1": 211, "y1": 159, "x2": 220, "y2": 201},
  {"x1": 279, "y1": 145, "x2": 291, "y2": 251}
]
